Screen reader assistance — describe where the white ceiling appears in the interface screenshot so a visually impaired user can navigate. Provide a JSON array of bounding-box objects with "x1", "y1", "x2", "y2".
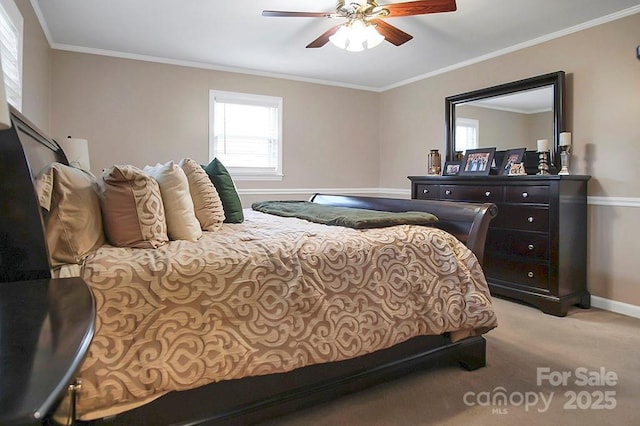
[{"x1": 33, "y1": 0, "x2": 640, "y2": 91}]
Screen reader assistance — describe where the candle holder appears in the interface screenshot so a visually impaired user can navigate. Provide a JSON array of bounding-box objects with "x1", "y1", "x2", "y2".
[
  {"x1": 558, "y1": 145, "x2": 571, "y2": 175},
  {"x1": 537, "y1": 151, "x2": 550, "y2": 175}
]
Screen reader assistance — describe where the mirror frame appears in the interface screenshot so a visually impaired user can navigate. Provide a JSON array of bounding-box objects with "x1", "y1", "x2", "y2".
[{"x1": 445, "y1": 71, "x2": 565, "y2": 166}]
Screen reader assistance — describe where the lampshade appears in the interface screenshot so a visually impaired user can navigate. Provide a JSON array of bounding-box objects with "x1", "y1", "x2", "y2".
[
  {"x1": 0, "y1": 53, "x2": 11, "y2": 130},
  {"x1": 58, "y1": 137, "x2": 91, "y2": 171}
]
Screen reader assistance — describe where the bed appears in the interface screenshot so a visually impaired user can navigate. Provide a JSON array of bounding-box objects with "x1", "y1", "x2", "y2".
[{"x1": 0, "y1": 108, "x2": 498, "y2": 425}]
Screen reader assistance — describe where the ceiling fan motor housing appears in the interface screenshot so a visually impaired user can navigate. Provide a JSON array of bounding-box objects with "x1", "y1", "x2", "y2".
[{"x1": 337, "y1": 1, "x2": 386, "y2": 20}]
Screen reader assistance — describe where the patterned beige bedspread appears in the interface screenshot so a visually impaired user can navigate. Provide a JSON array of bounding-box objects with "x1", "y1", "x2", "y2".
[{"x1": 69, "y1": 209, "x2": 497, "y2": 420}]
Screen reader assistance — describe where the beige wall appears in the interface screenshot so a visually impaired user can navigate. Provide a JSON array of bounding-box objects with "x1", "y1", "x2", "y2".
[
  {"x1": 16, "y1": 0, "x2": 51, "y2": 131},
  {"x1": 380, "y1": 13, "x2": 640, "y2": 307},
  {"x1": 17, "y1": 0, "x2": 640, "y2": 309},
  {"x1": 380, "y1": 13, "x2": 640, "y2": 195},
  {"x1": 49, "y1": 52, "x2": 380, "y2": 195}
]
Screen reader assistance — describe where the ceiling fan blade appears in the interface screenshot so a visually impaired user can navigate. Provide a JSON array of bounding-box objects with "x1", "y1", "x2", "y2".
[
  {"x1": 379, "y1": 0, "x2": 456, "y2": 17},
  {"x1": 262, "y1": 10, "x2": 333, "y2": 18},
  {"x1": 306, "y1": 24, "x2": 342, "y2": 48},
  {"x1": 371, "y1": 19, "x2": 413, "y2": 46}
]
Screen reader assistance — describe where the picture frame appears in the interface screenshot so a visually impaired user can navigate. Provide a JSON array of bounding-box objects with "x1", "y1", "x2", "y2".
[
  {"x1": 443, "y1": 161, "x2": 462, "y2": 176},
  {"x1": 499, "y1": 148, "x2": 526, "y2": 175},
  {"x1": 460, "y1": 148, "x2": 496, "y2": 176}
]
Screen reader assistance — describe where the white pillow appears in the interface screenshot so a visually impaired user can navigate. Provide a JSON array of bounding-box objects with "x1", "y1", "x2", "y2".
[
  {"x1": 179, "y1": 158, "x2": 225, "y2": 231},
  {"x1": 144, "y1": 161, "x2": 202, "y2": 241}
]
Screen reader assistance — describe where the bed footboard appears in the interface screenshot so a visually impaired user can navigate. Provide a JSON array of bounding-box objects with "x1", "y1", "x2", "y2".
[
  {"x1": 310, "y1": 193, "x2": 498, "y2": 264},
  {"x1": 79, "y1": 335, "x2": 486, "y2": 426}
]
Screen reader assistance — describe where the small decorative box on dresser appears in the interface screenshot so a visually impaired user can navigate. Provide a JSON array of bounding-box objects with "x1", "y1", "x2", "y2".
[{"x1": 409, "y1": 175, "x2": 591, "y2": 316}]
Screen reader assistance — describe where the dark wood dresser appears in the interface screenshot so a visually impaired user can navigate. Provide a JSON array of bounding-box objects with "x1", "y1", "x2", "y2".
[{"x1": 409, "y1": 175, "x2": 590, "y2": 316}]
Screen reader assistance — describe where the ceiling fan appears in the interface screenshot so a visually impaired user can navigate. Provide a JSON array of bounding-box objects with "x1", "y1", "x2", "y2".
[{"x1": 262, "y1": 0, "x2": 457, "y2": 50}]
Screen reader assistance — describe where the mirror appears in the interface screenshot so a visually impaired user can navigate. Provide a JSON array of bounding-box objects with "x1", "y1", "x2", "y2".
[{"x1": 445, "y1": 71, "x2": 565, "y2": 168}]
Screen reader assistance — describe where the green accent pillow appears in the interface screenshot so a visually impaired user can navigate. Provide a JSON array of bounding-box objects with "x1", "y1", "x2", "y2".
[{"x1": 202, "y1": 158, "x2": 244, "y2": 223}]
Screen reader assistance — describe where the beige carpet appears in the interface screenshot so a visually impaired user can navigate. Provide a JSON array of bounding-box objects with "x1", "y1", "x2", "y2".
[{"x1": 261, "y1": 297, "x2": 640, "y2": 426}]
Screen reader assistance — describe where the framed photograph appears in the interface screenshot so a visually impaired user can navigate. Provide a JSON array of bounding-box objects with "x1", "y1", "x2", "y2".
[
  {"x1": 499, "y1": 148, "x2": 526, "y2": 175},
  {"x1": 443, "y1": 161, "x2": 462, "y2": 176},
  {"x1": 460, "y1": 148, "x2": 496, "y2": 176}
]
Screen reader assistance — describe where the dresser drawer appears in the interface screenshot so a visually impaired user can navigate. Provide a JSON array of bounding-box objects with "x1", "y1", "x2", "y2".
[
  {"x1": 415, "y1": 184, "x2": 439, "y2": 200},
  {"x1": 439, "y1": 185, "x2": 503, "y2": 203},
  {"x1": 486, "y1": 229, "x2": 549, "y2": 259},
  {"x1": 484, "y1": 256, "x2": 549, "y2": 292},
  {"x1": 505, "y1": 185, "x2": 549, "y2": 204},
  {"x1": 492, "y1": 205, "x2": 549, "y2": 231}
]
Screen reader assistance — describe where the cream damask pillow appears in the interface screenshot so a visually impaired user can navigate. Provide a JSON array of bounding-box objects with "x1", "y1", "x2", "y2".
[
  {"x1": 144, "y1": 161, "x2": 202, "y2": 241},
  {"x1": 35, "y1": 163, "x2": 105, "y2": 266},
  {"x1": 179, "y1": 158, "x2": 225, "y2": 231},
  {"x1": 98, "y1": 165, "x2": 169, "y2": 248}
]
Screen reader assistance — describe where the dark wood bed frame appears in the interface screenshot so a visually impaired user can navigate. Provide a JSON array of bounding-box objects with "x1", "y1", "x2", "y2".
[{"x1": 0, "y1": 108, "x2": 497, "y2": 425}]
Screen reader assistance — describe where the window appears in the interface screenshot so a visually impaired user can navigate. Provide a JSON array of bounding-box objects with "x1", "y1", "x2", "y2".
[
  {"x1": 209, "y1": 90, "x2": 283, "y2": 181},
  {"x1": 0, "y1": 0, "x2": 22, "y2": 110},
  {"x1": 455, "y1": 118, "x2": 479, "y2": 152}
]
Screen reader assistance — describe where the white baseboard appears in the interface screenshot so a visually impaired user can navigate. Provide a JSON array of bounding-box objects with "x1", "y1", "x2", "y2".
[{"x1": 591, "y1": 296, "x2": 640, "y2": 319}]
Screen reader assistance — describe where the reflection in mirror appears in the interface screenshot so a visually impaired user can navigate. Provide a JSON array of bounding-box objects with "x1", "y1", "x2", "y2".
[
  {"x1": 456, "y1": 86, "x2": 553, "y2": 152},
  {"x1": 446, "y1": 71, "x2": 565, "y2": 169}
]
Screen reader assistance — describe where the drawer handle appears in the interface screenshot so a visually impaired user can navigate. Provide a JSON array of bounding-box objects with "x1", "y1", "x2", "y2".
[
  {"x1": 527, "y1": 272, "x2": 534, "y2": 278},
  {"x1": 522, "y1": 192, "x2": 529, "y2": 198},
  {"x1": 485, "y1": 191, "x2": 491, "y2": 197},
  {"x1": 528, "y1": 244, "x2": 535, "y2": 251},
  {"x1": 445, "y1": 190, "x2": 452, "y2": 195},
  {"x1": 527, "y1": 216, "x2": 534, "y2": 223},
  {"x1": 423, "y1": 189, "x2": 429, "y2": 194}
]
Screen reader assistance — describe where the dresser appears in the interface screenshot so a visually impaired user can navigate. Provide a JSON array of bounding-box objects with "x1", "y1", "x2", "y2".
[{"x1": 409, "y1": 175, "x2": 590, "y2": 316}]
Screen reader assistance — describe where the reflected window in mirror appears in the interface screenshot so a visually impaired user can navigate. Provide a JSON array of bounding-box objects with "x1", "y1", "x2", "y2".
[
  {"x1": 455, "y1": 118, "x2": 479, "y2": 152},
  {"x1": 456, "y1": 87, "x2": 553, "y2": 152}
]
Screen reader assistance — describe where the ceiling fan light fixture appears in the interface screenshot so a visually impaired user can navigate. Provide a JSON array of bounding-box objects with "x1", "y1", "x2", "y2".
[
  {"x1": 365, "y1": 24, "x2": 385, "y2": 48},
  {"x1": 329, "y1": 19, "x2": 385, "y2": 52},
  {"x1": 329, "y1": 25, "x2": 349, "y2": 49},
  {"x1": 346, "y1": 40, "x2": 365, "y2": 52}
]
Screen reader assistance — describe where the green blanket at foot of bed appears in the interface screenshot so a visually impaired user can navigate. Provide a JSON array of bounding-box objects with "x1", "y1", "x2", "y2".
[{"x1": 251, "y1": 200, "x2": 438, "y2": 229}]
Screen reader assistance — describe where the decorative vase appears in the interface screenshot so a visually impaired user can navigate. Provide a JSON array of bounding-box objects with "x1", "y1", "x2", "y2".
[{"x1": 428, "y1": 149, "x2": 441, "y2": 175}]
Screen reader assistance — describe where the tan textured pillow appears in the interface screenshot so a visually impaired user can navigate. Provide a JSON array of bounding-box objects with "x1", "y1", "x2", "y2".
[
  {"x1": 98, "y1": 165, "x2": 169, "y2": 248},
  {"x1": 35, "y1": 163, "x2": 105, "y2": 266},
  {"x1": 179, "y1": 158, "x2": 225, "y2": 231},
  {"x1": 144, "y1": 161, "x2": 202, "y2": 241}
]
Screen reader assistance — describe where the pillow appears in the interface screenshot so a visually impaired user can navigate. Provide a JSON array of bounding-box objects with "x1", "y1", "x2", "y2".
[
  {"x1": 98, "y1": 165, "x2": 169, "y2": 248},
  {"x1": 202, "y1": 158, "x2": 244, "y2": 223},
  {"x1": 144, "y1": 161, "x2": 202, "y2": 241},
  {"x1": 179, "y1": 158, "x2": 225, "y2": 231},
  {"x1": 35, "y1": 163, "x2": 105, "y2": 266}
]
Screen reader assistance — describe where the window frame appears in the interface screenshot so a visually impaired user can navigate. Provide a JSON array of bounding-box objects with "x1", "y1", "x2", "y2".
[
  {"x1": 454, "y1": 117, "x2": 479, "y2": 153},
  {"x1": 0, "y1": 0, "x2": 22, "y2": 111},
  {"x1": 209, "y1": 90, "x2": 283, "y2": 181}
]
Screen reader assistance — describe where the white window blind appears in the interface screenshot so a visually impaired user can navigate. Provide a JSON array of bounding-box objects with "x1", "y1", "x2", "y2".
[
  {"x1": 0, "y1": 0, "x2": 22, "y2": 110},
  {"x1": 209, "y1": 90, "x2": 283, "y2": 181},
  {"x1": 455, "y1": 118, "x2": 479, "y2": 153}
]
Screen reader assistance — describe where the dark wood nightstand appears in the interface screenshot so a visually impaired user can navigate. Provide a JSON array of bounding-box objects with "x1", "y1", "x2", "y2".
[{"x1": 0, "y1": 278, "x2": 95, "y2": 425}]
